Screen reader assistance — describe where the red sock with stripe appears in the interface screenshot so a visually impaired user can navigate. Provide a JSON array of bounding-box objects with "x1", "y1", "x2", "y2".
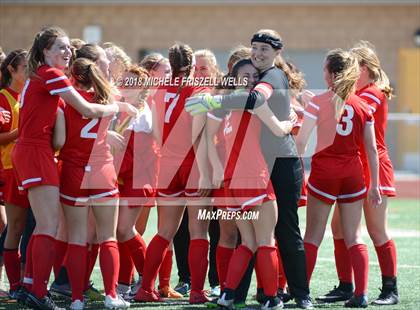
[
  {"x1": 53, "y1": 240, "x2": 67, "y2": 279},
  {"x1": 349, "y1": 244, "x2": 369, "y2": 296},
  {"x1": 304, "y1": 242, "x2": 318, "y2": 284},
  {"x1": 188, "y1": 239, "x2": 209, "y2": 293},
  {"x1": 100, "y1": 241, "x2": 119, "y2": 298},
  {"x1": 159, "y1": 249, "x2": 173, "y2": 288},
  {"x1": 122, "y1": 234, "x2": 147, "y2": 276},
  {"x1": 256, "y1": 246, "x2": 278, "y2": 297},
  {"x1": 216, "y1": 246, "x2": 234, "y2": 291},
  {"x1": 139, "y1": 234, "x2": 169, "y2": 293},
  {"x1": 276, "y1": 248, "x2": 287, "y2": 291},
  {"x1": 66, "y1": 244, "x2": 88, "y2": 301},
  {"x1": 3, "y1": 249, "x2": 21, "y2": 291},
  {"x1": 225, "y1": 245, "x2": 253, "y2": 290},
  {"x1": 85, "y1": 243, "x2": 100, "y2": 290},
  {"x1": 31, "y1": 234, "x2": 56, "y2": 298},
  {"x1": 118, "y1": 242, "x2": 134, "y2": 285},
  {"x1": 23, "y1": 235, "x2": 34, "y2": 290},
  {"x1": 334, "y1": 239, "x2": 353, "y2": 283},
  {"x1": 375, "y1": 239, "x2": 397, "y2": 278}
]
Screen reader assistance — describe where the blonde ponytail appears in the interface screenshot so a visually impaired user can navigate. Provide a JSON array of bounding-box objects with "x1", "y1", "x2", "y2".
[{"x1": 325, "y1": 49, "x2": 360, "y2": 120}]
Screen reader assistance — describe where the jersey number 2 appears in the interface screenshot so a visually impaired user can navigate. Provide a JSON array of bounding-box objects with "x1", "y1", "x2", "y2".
[
  {"x1": 81, "y1": 118, "x2": 98, "y2": 139},
  {"x1": 336, "y1": 105, "x2": 354, "y2": 136}
]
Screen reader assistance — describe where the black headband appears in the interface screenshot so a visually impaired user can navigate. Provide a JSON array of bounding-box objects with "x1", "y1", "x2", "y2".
[{"x1": 251, "y1": 33, "x2": 283, "y2": 50}]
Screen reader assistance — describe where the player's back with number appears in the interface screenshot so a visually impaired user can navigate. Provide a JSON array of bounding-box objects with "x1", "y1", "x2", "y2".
[
  {"x1": 306, "y1": 91, "x2": 373, "y2": 177},
  {"x1": 59, "y1": 90, "x2": 112, "y2": 166},
  {"x1": 154, "y1": 83, "x2": 207, "y2": 162}
]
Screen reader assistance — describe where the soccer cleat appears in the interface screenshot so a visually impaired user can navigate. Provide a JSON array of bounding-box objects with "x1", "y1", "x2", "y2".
[
  {"x1": 316, "y1": 283, "x2": 354, "y2": 303},
  {"x1": 158, "y1": 285, "x2": 183, "y2": 298},
  {"x1": 372, "y1": 288, "x2": 399, "y2": 305},
  {"x1": 234, "y1": 301, "x2": 248, "y2": 309},
  {"x1": 70, "y1": 299, "x2": 85, "y2": 310},
  {"x1": 174, "y1": 281, "x2": 191, "y2": 296},
  {"x1": 295, "y1": 296, "x2": 314, "y2": 309},
  {"x1": 26, "y1": 292, "x2": 65, "y2": 310},
  {"x1": 104, "y1": 294, "x2": 130, "y2": 309},
  {"x1": 134, "y1": 287, "x2": 163, "y2": 302},
  {"x1": 50, "y1": 281, "x2": 72, "y2": 298},
  {"x1": 277, "y1": 289, "x2": 292, "y2": 303},
  {"x1": 15, "y1": 286, "x2": 30, "y2": 305},
  {"x1": 344, "y1": 295, "x2": 368, "y2": 308},
  {"x1": 189, "y1": 290, "x2": 211, "y2": 304},
  {"x1": 116, "y1": 283, "x2": 131, "y2": 297},
  {"x1": 84, "y1": 282, "x2": 104, "y2": 301},
  {"x1": 209, "y1": 285, "x2": 221, "y2": 297},
  {"x1": 8, "y1": 288, "x2": 21, "y2": 300},
  {"x1": 217, "y1": 288, "x2": 235, "y2": 309},
  {"x1": 261, "y1": 296, "x2": 284, "y2": 310}
]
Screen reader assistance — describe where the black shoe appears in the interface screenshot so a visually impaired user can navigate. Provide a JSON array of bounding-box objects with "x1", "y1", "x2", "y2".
[
  {"x1": 256, "y1": 287, "x2": 264, "y2": 304},
  {"x1": 277, "y1": 289, "x2": 292, "y2": 303},
  {"x1": 15, "y1": 286, "x2": 30, "y2": 305},
  {"x1": 344, "y1": 295, "x2": 368, "y2": 308},
  {"x1": 49, "y1": 280, "x2": 71, "y2": 298},
  {"x1": 372, "y1": 277, "x2": 399, "y2": 305},
  {"x1": 316, "y1": 282, "x2": 354, "y2": 303},
  {"x1": 217, "y1": 288, "x2": 235, "y2": 309},
  {"x1": 261, "y1": 295, "x2": 283, "y2": 310},
  {"x1": 26, "y1": 291, "x2": 65, "y2": 310},
  {"x1": 295, "y1": 296, "x2": 314, "y2": 309}
]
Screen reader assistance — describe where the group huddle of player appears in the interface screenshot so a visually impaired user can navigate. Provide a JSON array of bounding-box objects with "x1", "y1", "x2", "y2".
[{"x1": 0, "y1": 26, "x2": 398, "y2": 310}]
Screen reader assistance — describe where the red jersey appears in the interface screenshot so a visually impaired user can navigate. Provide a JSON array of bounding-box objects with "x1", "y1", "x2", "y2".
[
  {"x1": 59, "y1": 90, "x2": 113, "y2": 166},
  {"x1": 153, "y1": 82, "x2": 208, "y2": 164},
  {"x1": 304, "y1": 92, "x2": 373, "y2": 178},
  {"x1": 223, "y1": 110, "x2": 270, "y2": 183},
  {"x1": 18, "y1": 65, "x2": 73, "y2": 146},
  {"x1": 356, "y1": 83, "x2": 389, "y2": 159}
]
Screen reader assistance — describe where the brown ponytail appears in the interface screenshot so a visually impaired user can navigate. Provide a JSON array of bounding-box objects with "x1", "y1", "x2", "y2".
[
  {"x1": 350, "y1": 41, "x2": 393, "y2": 99},
  {"x1": 274, "y1": 57, "x2": 306, "y2": 96},
  {"x1": 27, "y1": 26, "x2": 68, "y2": 78},
  {"x1": 71, "y1": 58, "x2": 112, "y2": 105},
  {"x1": 0, "y1": 49, "x2": 27, "y2": 89},
  {"x1": 169, "y1": 43, "x2": 194, "y2": 80},
  {"x1": 325, "y1": 49, "x2": 360, "y2": 120}
]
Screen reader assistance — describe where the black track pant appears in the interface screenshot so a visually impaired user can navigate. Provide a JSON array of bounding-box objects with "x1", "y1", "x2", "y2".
[
  {"x1": 173, "y1": 210, "x2": 190, "y2": 283},
  {"x1": 271, "y1": 157, "x2": 309, "y2": 298}
]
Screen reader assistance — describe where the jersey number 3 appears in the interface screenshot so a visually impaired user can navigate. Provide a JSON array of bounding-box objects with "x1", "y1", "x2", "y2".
[
  {"x1": 336, "y1": 105, "x2": 354, "y2": 136},
  {"x1": 81, "y1": 118, "x2": 99, "y2": 139}
]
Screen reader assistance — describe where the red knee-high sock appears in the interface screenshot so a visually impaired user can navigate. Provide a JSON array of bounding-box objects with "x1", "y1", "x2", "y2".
[
  {"x1": 216, "y1": 246, "x2": 234, "y2": 291},
  {"x1": 225, "y1": 245, "x2": 253, "y2": 291},
  {"x1": 256, "y1": 246, "x2": 278, "y2": 297},
  {"x1": 139, "y1": 234, "x2": 169, "y2": 293},
  {"x1": 188, "y1": 239, "x2": 209, "y2": 293},
  {"x1": 66, "y1": 244, "x2": 88, "y2": 301},
  {"x1": 118, "y1": 242, "x2": 134, "y2": 285},
  {"x1": 304, "y1": 242, "x2": 318, "y2": 285},
  {"x1": 122, "y1": 234, "x2": 147, "y2": 276},
  {"x1": 85, "y1": 243, "x2": 100, "y2": 290},
  {"x1": 334, "y1": 239, "x2": 353, "y2": 283},
  {"x1": 159, "y1": 249, "x2": 173, "y2": 288},
  {"x1": 23, "y1": 235, "x2": 34, "y2": 290},
  {"x1": 375, "y1": 240, "x2": 397, "y2": 278},
  {"x1": 53, "y1": 240, "x2": 67, "y2": 279},
  {"x1": 100, "y1": 241, "x2": 119, "y2": 298},
  {"x1": 349, "y1": 244, "x2": 369, "y2": 296},
  {"x1": 32, "y1": 235, "x2": 56, "y2": 298},
  {"x1": 3, "y1": 249, "x2": 21, "y2": 291},
  {"x1": 276, "y1": 248, "x2": 287, "y2": 291}
]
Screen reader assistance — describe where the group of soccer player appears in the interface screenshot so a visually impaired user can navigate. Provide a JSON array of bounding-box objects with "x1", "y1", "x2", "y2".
[{"x1": 0, "y1": 25, "x2": 398, "y2": 310}]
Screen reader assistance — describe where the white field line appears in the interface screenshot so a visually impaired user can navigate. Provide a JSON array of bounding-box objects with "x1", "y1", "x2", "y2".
[{"x1": 316, "y1": 257, "x2": 420, "y2": 269}]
